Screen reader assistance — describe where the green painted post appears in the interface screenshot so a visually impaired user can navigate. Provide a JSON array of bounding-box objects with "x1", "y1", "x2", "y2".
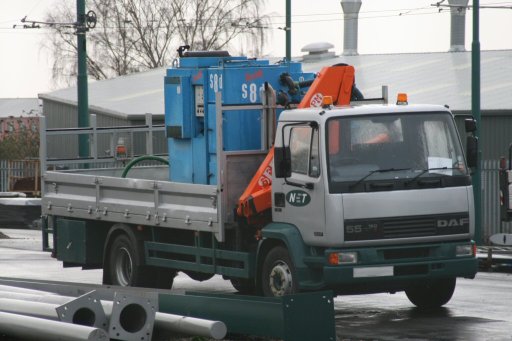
[
  {"x1": 471, "y1": 0, "x2": 482, "y2": 244},
  {"x1": 286, "y1": 0, "x2": 291, "y2": 61},
  {"x1": 77, "y1": 0, "x2": 89, "y2": 158}
]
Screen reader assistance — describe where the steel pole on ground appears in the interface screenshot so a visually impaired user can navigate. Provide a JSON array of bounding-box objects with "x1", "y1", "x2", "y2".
[
  {"x1": 0, "y1": 289, "x2": 227, "y2": 340},
  {"x1": 0, "y1": 311, "x2": 107, "y2": 341},
  {"x1": 153, "y1": 312, "x2": 227, "y2": 340},
  {"x1": 472, "y1": 0, "x2": 482, "y2": 244},
  {"x1": 0, "y1": 294, "x2": 107, "y2": 330},
  {"x1": 0, "y1": 298, "x2": 63, "y2": 320}
]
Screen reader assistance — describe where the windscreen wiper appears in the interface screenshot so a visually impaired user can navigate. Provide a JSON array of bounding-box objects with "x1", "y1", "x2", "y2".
[
  {"x1": 405, "y1": 167, "x2": 459, "y2": 185},
  {"x1": 349, "y1": 167, "x2": 411, "y2": 189}
]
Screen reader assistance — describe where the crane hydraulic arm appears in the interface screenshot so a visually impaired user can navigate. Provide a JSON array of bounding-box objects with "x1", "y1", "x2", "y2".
[{"x1": 237, "y1": 65, "x2": 356, "y2": 224}]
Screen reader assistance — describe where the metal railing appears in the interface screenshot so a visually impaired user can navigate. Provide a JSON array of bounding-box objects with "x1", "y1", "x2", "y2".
[
  {"x1": 0, "y1": 159, "x2": 40, "y2": 195},
  {"x1": 39, "y1": 113, "x2": 166, "y2": 172}
]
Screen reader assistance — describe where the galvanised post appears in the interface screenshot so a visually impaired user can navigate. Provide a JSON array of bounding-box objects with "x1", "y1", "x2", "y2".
[{"x1": 472, "y1": 0, "x2": 482, "y2": 244}]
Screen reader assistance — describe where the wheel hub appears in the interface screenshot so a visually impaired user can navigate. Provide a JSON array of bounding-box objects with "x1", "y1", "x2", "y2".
[
  {"x1": 269, "y1": 261, "x2": 293, "y2": 296},
  {"x1": 115, "y1": 247, "x2": 133, "y2": 286}
]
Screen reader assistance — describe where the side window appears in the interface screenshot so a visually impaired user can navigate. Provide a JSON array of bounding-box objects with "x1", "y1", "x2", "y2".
[
  {"x1": 423, "y1": 121, "x2": 453, "y2": 158},
  {"x1": 310, "y1": 129, "x2": 320, "y2": 177},
  {"x1": 289, "y1": 126, "x2": 320, "y2": 177}
]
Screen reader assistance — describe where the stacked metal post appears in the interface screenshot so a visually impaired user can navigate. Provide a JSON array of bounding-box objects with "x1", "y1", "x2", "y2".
[{"x1": 0, "y1": 285, "x2": 227, "y2": 340}]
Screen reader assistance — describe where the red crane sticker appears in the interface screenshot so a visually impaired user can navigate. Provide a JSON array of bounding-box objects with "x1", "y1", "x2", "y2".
[
  {"x1": 257, "y1": 165, "x2": 272, "y2": 187},
  {"x1": 310, "y1": 93, "x2": 324, "y2": 107}
]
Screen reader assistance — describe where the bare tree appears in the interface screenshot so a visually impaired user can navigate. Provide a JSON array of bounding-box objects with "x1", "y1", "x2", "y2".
[
  {"x1": 172, "y1": 0, "x2": 268, "y2": 56},
  {"x1": 45, "y1": 0, "x2": 268, "y2": 87}
]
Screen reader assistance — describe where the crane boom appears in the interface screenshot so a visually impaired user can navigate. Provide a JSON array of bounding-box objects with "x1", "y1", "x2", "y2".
[{"x1": 237, "y1": 65, "x2": 356, "y2": 223}]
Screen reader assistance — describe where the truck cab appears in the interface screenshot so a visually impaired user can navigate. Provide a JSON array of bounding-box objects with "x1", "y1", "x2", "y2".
[{"x1": 264, "y1": 103, "x2": 477, "y2": 306}]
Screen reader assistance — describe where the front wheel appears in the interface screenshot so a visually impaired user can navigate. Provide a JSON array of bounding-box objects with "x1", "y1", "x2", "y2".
[
  {"x1": 261, "y1": 246, "x2": 298, "y2": 297},
  {"x1": 405, "y1": 278, "x2": 456, "y2": 309}
]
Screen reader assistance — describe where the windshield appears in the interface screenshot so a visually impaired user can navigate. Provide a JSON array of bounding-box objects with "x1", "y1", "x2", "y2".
[{"x1": 326, "y1": 112, "x2": 469, "y2": 193}]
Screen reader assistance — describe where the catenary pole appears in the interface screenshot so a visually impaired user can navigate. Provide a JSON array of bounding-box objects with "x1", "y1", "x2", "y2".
[
  {"x1": 77, "y1": 0, "x2": 89, "y2": 158},
  {"x1": 286, "y1": 0, "x2": 291, "y2": 61},
  {"x1": 471, "y1": 0, "x2": 482, "y2": 244}
]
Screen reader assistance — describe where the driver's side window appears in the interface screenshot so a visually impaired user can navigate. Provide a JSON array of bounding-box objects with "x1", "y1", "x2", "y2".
[{"x1": 289, "y1": 126, "x2": 320, "y2": 177}]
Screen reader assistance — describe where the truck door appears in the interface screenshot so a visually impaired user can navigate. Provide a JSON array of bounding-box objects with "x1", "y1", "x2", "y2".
[{"x1": 273, "y1": 124, "x2": 326, "y2": 244}]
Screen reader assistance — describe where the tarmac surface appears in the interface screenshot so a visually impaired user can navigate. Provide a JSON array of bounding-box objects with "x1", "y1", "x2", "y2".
[{"x1": 1, "y1": 228, "x2": 512, "y2": 341}]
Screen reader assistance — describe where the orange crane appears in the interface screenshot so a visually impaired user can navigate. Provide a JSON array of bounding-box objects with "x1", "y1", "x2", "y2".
[{"x1": 237, "y1": 64, "x2": 356, "y2": 225}]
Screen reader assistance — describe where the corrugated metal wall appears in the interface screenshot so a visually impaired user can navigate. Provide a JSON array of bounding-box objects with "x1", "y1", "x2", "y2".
[
  {"x1": 43, "y1": 100, "x2": 78, "y2": 159},
  {"x1": 480, "y1": 112, "x2": 512, "y2": 238},
  {"x1": 455, "y1": 111, "x2": 512, "y2": 241}
]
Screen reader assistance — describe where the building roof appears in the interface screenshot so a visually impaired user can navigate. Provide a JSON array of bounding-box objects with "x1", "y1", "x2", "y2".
[
  {"x1": 39, "y1": 49, "x2": 512, "y2": 119},
  {"x1": 39, "y1": 67, "x2": 166, "y2": 120},
  {"x1": 302, "y1": 49, "x2": 512, "y2": 112},
  {"x1": 0, "y1": 98, "x2": 41, "y2": 119}
]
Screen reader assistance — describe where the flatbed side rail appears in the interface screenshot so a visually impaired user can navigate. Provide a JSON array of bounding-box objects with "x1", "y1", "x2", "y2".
[{"x1": 42, "y1": 170, "x2": 219, "y2": 232}]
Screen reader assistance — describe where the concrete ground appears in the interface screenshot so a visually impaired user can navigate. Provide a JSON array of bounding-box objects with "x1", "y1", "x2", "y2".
[{"x1": 1, "y1": 228, "x2": 512, "y2": 340}]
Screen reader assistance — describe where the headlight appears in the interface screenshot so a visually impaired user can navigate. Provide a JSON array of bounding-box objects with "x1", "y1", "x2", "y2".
[
  {"x1": 456, "y1": 244, "x2": 475, "y2": 257},
  {"x1": 328, "y1": 252, "x2": 358, "y2": 265}
]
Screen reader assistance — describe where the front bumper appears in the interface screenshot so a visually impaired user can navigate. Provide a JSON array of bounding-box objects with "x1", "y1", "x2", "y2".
[{"x1": 301, "y1": 241, "x2": 478, "y2": 294}]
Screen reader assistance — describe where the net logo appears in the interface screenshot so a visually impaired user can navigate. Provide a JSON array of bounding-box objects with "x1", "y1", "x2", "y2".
[{"x1": 286, "y1": 190, "x2": 311, "y2": 207}]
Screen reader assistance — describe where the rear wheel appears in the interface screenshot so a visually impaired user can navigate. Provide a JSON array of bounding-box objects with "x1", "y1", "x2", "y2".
[
  {"x1": 107, "y1": 233, "x2": 176, "y2": 288},
  {"x1": 261, "y1": 246, "x2": 298, "y2": 297},
  {"x1": 405, "y1": 278, "x2": 456, "y2": 309}
]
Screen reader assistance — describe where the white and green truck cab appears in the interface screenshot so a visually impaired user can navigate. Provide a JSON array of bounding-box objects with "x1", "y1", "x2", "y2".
[{"x1": 267, "y1": 103, "x2": 477, "y2": 306}]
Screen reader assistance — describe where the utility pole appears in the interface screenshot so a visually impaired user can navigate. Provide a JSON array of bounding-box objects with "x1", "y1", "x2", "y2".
[
  {"x1": 77, "y1": 0, "x2": 89, "y2": 158},
  {"x1": 286, "y1": 0, "x2": 291, "y2": 61},
  {"x1": 471, "y1": 0, "x2": 482, "y2": 244},
  {"x1": 15, "y1": 1, "x2": 95, "y2": 159}
]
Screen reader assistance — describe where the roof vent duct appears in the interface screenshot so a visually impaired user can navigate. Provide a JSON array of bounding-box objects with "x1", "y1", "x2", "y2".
[
  {"x1": 448, "y1": 0, "x2": 469, "y2": 52},
  {"x1": 301, "y1": 42, "x2": 336, "y2": 62},
  {"x1": 341, "y1": 0, "x2": 362, "y2": 56}
]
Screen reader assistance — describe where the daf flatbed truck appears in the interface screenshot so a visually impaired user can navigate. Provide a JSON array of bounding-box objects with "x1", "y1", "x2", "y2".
[{"x1": 41, "y1": 50, "x2": 478, "y2": 308}]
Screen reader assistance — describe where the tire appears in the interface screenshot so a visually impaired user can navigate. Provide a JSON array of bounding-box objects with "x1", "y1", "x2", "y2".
[
  {"x1": 107, "y1": 233, "x2": 176, "y2": 288},
  {"x1": 405, "y1": 278, "x2": 456, "y2": 309},
  {"x1": 261, "y1": 246, "x2": 298, "y2": 297},
  {"x1": 108, "y1": 234, "x2": 140, "y2": 287},
  {"x1": 230, "y1": 278, "x2": 256, "y2": 295}
]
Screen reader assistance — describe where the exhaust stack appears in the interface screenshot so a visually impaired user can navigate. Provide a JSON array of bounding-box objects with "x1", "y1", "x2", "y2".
[
  {"x1": 448, "y1": 0, "x2": 469, "y2": 52},
  {"x1": 341, "y1": 0, "x2": 362, "y2": 56}
]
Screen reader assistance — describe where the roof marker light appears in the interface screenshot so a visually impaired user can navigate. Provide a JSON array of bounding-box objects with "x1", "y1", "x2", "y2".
[
  {"x1": 396, "y1": 93, "x2": 408, "y2": 105},
  {"x1": 322, "y1": 95, "x2": 333, "y2": 108}
]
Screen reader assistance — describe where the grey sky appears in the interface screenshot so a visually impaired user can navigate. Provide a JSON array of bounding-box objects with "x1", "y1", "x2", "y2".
[{"x1": 1, "y1": 0, "x2": 510, "y2": 98}]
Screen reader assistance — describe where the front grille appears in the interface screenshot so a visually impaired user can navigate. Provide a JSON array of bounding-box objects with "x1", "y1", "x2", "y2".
[
  {"x1": 344, "y1": 213, "x2": 469, "y2": 241},
  {"x1": 382, "y1": 217, "x2": 437, "y2": 239}
]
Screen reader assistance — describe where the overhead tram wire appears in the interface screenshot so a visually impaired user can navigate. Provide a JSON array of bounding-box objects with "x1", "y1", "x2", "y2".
[{"x1": 3, "y1": 3, "x2": 510, "y2": 34}]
